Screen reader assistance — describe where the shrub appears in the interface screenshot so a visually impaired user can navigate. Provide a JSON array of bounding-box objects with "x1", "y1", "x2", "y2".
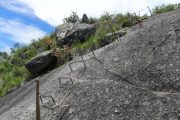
[
  {"x1": 115, "y1": 12, "x2": 134, "y2": 28},
  {"x1": 63, "y1": 11, "x2": 80, "y2": 23},
  {"x1": 75, "y1": 35, "x2": 96, "y2": 52},
  {"x1": 52, "y1": 46, "x2": 73, "y2": 66},
  {"x1": 0, "y1": 73, "x2": 22, "y2": 96},
  {"x1": 99, "y1": 12, "x2": 113, "y2": 23},
  {"x1": 0, "y1": 61, "x2": 29, "y2": 96}
]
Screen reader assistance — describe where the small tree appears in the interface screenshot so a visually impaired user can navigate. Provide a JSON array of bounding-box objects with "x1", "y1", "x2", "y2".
[
  {"x1": 63, "y1": 11, "x2": 80, "y2": 23},
  {"x1": 81, "y1": 14, "x2": 89, "y2": 23}
]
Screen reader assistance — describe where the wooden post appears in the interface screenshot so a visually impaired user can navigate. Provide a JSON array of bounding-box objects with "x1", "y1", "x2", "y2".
[{"x1": 36, "y1": 80, "x2": 40, "y2": 120}]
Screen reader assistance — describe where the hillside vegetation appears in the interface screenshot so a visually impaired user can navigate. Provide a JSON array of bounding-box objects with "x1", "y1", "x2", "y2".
[{"x1": 0, "y1": 3, "x2": 179, "y2": 96}]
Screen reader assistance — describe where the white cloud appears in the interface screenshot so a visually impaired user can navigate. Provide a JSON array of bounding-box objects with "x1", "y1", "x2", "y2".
[
  {"x1": 0, "y1": 0, "x2": 34, "y2": 16},
  {"x1": 16, "y1": 0, "x2": 180, "y2": 26},
  {"x1": 0, "y1": 18, "x2": 46, "y2": 44},
  {"x1": 0, "y1": 43, "x2": 11, "y2": 54},
  {"x1": 18, "y1": 0, "x2": 150, "y2": 26},
  {"x1": 1, "y1": 0, "x2": 179, "y2": 26}
]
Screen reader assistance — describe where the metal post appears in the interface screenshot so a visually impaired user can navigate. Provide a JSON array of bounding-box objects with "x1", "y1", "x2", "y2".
[
  {"x1": 36, "y1": 80, "x2": 40, "y2": 120},
  {"x1": 69, "y1": 63, "x2": 72, "y2": 71},
  {"x1": 91, "y1": 50, "x2": 95, "y2": 58},
  {"x1": 147, "y1": 6, "x2": 152, "y2": 16},
  {"x1": 58, "y1": 78, "x2": 61, "y2": 87}
]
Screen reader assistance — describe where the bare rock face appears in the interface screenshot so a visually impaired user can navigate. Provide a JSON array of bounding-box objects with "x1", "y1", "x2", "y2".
[
  {"x1": 56, "y1": 23, "x2": 96, "y2": 47},
  {"x1": 99, "y1": 9, "x2": 180, "y2": 93},
  {"x1": 25, "y1": 50, "x2": 57, "y2": 74}
]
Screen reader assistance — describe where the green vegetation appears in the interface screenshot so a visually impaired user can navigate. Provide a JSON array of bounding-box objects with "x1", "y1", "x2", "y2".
[
  {"x1": 153, "y1": 3, "x2": 180, "y2": 15},
  {"x1": 0, "y1": 61, "x2": 29, "y2": 96},
  {"x1": 114, "y1": 12, "x2": 134, "y2": 28},
  {"x1": 0, "y1": 52, "x2": 8, "y2": 60},
  {"x1": 0, "y1": 33, "x2": 56, "y2": 96},
  {"x1": 0, "y1": 3, "x2": 179, "y2": 96},
  {"x1": 75, "y1": 35, "x2": 96, "y2": 52},
  {"x1": 63, "y1": 11, "x2": 80, "y2": 23},
  {"x1": 74, "y1": 12, "x2": 134, "y2": 51}
]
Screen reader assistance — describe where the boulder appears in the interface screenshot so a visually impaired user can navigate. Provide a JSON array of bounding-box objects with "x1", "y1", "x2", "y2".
[
  {"x1": 56, "y1": 23, "x2": 96, "y2": 47},
  {"x1": 25, "y1": 50, "x2": 57, "y2": 74}
]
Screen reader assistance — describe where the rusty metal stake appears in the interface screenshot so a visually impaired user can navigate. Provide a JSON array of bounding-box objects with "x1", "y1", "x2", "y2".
[
  {"x1": 36, "y1": 80, "x2": 40, "y2": 120},
  {"x1": 69, "y1": 63, "x2": 72, "y2": 71},
  {"x1": 59, "y1": 77, "x2": 74, "y2": 88},
  {"x1": 39, "y1": 95, "x2": 56, "y2": 105},
  {"x1": 147, "y1": 6, "x2": 152, "y2": 16},
  {"x1": 58, "y1": 77, "x2": 62, "y2": 87},
  {"x1": 91, "y1": 50, "x2": 96, "y2": 58}
]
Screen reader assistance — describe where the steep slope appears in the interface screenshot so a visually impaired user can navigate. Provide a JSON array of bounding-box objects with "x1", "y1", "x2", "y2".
[
  {"x1": 0, "y1": 9, "x2": 180, "y2": 120},
  {"x1": 99, "y1": 9, "x2": 180, "y2": 93}
]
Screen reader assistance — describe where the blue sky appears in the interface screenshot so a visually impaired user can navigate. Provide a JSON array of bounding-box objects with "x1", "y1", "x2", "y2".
[
  {"x1": 0, "y1": 0, "x2": 54, "y2": 53},
  {"x1": 0, "y1": 0, "x2": 179, "y2": 53}
]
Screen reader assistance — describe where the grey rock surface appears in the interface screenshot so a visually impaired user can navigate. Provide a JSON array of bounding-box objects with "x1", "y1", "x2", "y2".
[
  {"x1": 56, "y1": 23, "x2": 96, "y2": 47},
  {"x1": 25, "y1": 50, "x2": 57, "y2": 74},
  {"x1": 1, "y1": 9, "x2": 180, "y2": 120},
  {"x1": 98, "y1": 9, "x2": 180, "y2": 93}
]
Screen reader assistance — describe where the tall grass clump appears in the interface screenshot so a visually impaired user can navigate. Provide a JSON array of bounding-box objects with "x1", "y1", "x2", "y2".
[{"x1": 0, "y1": 61, "x2": 29, "y2": 96}]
